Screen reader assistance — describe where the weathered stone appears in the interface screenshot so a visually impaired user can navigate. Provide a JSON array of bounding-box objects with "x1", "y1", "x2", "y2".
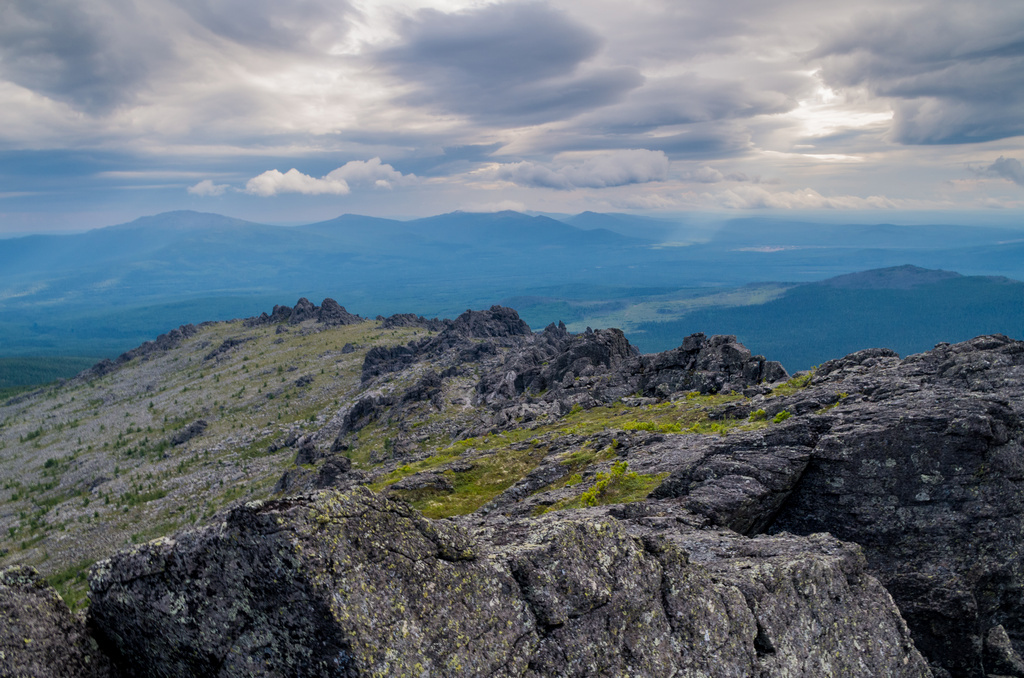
[
  {"x1": 204, "y1": 336, "x2": 254, "y2": 361},
  {"x1": 168, "y1": 419, "x2": 207, "y2": 446},
  {"x1": 984, "y1": 624, "x2": 1024, "y2": 677},
  {"x1": 79, "y1": 324, "x2": 198, "y2": 380},
  {"x1": 389, "y1": 472, "x2": 454, "y2": 492},
  {"x1": 318, "y1": 298, "x2": 363, "y2": 326},
  {"x1": 289, "y1": 297, "x2": 319, "y2": 324},
  {"x1": 652, "y1": 335, "x2": 1024, "y2": 677},
  {"x1": 639, "y1": 333, "x2": 789, "y2": 396},
  {"x1": 88, "y1": 488, "x2": 534, "y2": 678},
  {"x1": 0, "y1": 567, "x2": 112, "y2": 678},
  {"x1": 380, "y1": 313, "x2": 448, "y2": 331},
  {"x1": 86, "y1": 488, "x2": 929, "y2": 677}
]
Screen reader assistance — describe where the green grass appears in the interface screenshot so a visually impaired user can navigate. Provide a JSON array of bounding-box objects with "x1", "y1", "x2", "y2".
[
  {"x1": 47, "y1": 558, "x2": 95, "y2": 612},
  {"x1": 621, "y1": 420, "x2": 682, "y2": 433},
  {"x1": 770, "y1": 372, "x2": 814, "y2": 397},
  {"x1": 380, "y1": 444, "x2": 552, "y2": 522},
  {"x1": 560, "y1": 444, "x2": 618, "y2": 472},
  {"x1": 542, "y1": 461, "x2": 669, "y2": 513},
  {"x1": 368, "y1": 451, "x2": 464, "y2": 492}
]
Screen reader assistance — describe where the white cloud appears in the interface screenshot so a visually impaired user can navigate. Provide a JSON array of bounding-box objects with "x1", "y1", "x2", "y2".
[
  {"x1": 324, "y1": 157, "x2": 413, "y2": 189},
  {"x1": 187, "y1": 179, "x2": 230, "y2": 196},
  {"x1": 3, "y1": 0, "x2": 1024, "y2": 223},
  {"x1": 244, "y1": 158, "x2": 414, "y2": 196},
  {"x1": 718, "y1": 186, "x2": 897, "y2": 210},
  {"x1": 493, "y1": 149, "x2": 668, "y2": 190},
  {"x1": 245, "y1": 168, "x2": 350, "y2": 196}
]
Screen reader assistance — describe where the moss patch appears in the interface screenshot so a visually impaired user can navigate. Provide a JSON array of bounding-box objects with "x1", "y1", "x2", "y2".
[
  {"x1": 542, "y1": 461, "x2": 669, "y2": 513},
  {"x1": 377, "y1": 440, "x2": 550, "y2": 519}
]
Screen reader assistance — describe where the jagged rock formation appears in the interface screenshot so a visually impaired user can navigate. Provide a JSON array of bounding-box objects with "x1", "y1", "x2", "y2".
[
  {"x1": 644, "y1": 335, "x2": 1024, "y2": 678},
  {"x1": 335, "y1": 318, "x2": 1024, "y2": 676},
  {"x1": 0, "y1": 567, "x2": 112, "y2": 677},
  {"x1": 379, "y1": 313, "x2": 448, "y2": 331},
  {"x1": 244, "y1": 297, "x2": 363, "y2": 328},
  {"x1": 355, "y1": 307, "x2": 786, "y2": 443},
  {"x1": 204, "y1": 336, "x2": 255, "y2": 361},
  {"x1": 86, "y1": 488, "x2": 929, "y2": 677}
]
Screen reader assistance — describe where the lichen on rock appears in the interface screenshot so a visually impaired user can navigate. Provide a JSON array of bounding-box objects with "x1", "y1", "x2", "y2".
[{"x1": 86, "y1": 487, "x2": 930, "y2": 677}]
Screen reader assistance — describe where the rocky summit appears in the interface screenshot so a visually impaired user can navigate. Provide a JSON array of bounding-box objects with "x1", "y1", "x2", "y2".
[{"x1": 1, "y1": 304, "x2": 1024, "y2": 676}]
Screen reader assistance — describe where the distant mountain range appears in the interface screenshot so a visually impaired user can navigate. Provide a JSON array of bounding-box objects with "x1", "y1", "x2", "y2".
[{"x1": 1, "y1": 209, "x2": 1023, "y2": 368}]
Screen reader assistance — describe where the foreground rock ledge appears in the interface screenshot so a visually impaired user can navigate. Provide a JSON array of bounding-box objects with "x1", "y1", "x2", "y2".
[
  {"x1": 0, "y1": 566, "x2": 111, "y2": 678},
  {"x1": 87, "y1": 487, "x2": 929, "y2": 677}
]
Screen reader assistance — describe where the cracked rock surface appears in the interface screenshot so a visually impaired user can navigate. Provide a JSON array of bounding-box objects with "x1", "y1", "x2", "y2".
[{"x1": 87, "y1": 487, "x2": 929, "y2": 677}]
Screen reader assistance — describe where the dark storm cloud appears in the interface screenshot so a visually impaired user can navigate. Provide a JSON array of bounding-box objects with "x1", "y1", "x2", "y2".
[
  {"x1": 813, "y1": 3, "x2": 1024, "y2": 144},
  {"x1": 0, "y1": 0, "x2": 173, "y2": 113},
  {"x1": 375, "y1": 2, "x2": 643, "y2": 125}
]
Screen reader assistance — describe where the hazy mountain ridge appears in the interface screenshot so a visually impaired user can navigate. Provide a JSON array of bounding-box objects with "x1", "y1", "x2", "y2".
[
  {"x1": 631, "y1": 264, "x2": 1024, "y2": 369},
  {"x1": 3, "y1": 209, "x2": 1024, "y2": 368}
]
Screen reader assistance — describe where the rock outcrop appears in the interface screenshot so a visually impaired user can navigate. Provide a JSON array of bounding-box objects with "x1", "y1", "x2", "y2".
[
  {"x1": 244, "y1": 298, "x2": 363, "y2": 328},
  {"x1": 646, "y1": 334, "x2": 1024, "y2": 677},
  {"x1": 360, "y1": 307, "x2": 788, "y2": 437},
  {"x1": 0, "y1": 567, "x2": 112, "y2": 678},
  {"x1": 86, "y1": 488, "x2": 929, "y2": 677},
  {"x1": 379, "y1": 313, "x2": 449, "y2": 331}
]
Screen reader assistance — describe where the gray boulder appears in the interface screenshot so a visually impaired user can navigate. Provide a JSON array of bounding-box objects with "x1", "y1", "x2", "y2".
[{"x1": 86, "y1": 487, "x2": 930, "y2": 677}]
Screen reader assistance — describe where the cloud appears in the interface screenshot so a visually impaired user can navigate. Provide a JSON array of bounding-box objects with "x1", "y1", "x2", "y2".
[
  {"x1": 812, "y1": 2, "x2": 1024, "y2": 144},
  {"x1": 985, "y1": 156, "x2": 1024, "y2": 186},
  {"x1": 680, "y1": 166, "x2": 725, "y2": 183},
  {"x1": 177, "y1": 0, "x2": 353, "y2": 52},
  {"x1": 187, "y1": 179, "x2": 230, "y2": 196},
  {"x1": 718, "y1": 185, "x2": 897, "y2": 210},
  {"x1": 578, "y1": 74, "x2": 799, "y2": 133},
  {"x1": 374, "y1": 2, "x2": 642, "y2": 125},
  {"x1": 0, "y1": 0, "x2": 356, "y2": 118},
  {"x1": 0, "y1": 0, "x2": 174, "y2": 113},
  {"x1": 244, "y1": 158, "x2": 413, "y2": 196},
  {"x1": 677, "y1": 165, "x2": 760, "y2": 184},
  {"x1": 493, "y1": 150, "x2": 668, "y2": 190},
  {"x1": 246, "y1": 169, "x2": 349, "y2": 196},
  {"x1": 325, "y1": 157, "x2": 412, "y2": 189}
]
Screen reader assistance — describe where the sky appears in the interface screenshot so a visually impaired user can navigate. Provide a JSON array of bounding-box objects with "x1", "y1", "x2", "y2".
[{"x1": 1, "y1": 0, "x2": 1023, "y2": 234}]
